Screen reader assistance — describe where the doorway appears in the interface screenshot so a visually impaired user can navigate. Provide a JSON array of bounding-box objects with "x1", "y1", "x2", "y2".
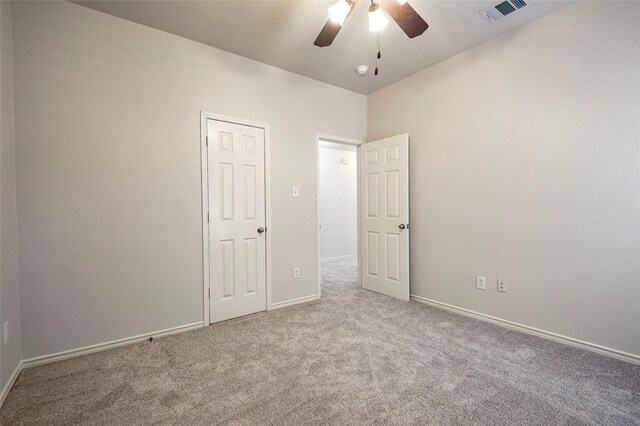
[
  {"x1": 316, "y1": 133, "x2": 410, "y2": 302},
  {"x1": 316, "y1": 134, "x2": 363, "y2": 298},
  {"x1": 202, "y1": 113, "x2": 271, "y2": 324}
]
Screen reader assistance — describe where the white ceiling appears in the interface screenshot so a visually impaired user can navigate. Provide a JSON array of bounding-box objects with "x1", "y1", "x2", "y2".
[{"x1": 73, "y1": 0, "x2": 572, "y2": 95}]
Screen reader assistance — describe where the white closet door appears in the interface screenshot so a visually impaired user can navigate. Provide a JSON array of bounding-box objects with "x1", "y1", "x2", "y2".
[
  {"x1": 360, "y1": 134, "x2": 409, "y2": 301},
  {"x1": 208, "y1": 119, "x2": 266, "y2": 322}
]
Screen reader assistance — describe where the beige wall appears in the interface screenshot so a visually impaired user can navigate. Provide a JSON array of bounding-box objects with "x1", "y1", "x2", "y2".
[
  {"x1": 12, "y1": 1, "x2": 366, "y2": 359},
  {"x1": 368, "y1": 2, "x2": 640, "y2": 356},
  {"x1": 1, "y1": 0, "x2": 23, "y2": 391}
]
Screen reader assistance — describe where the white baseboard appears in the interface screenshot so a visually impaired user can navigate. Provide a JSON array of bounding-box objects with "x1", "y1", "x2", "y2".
[
  {"x1": 410, "y1": 295, "x2": 640, "y2": 365},
  {"x1": 21, "y1": 322, "x2": 204, "y2": 369},
  {"x1": 0, "y1": 360, "x2": 24, "y2": 409},
  {"x1": 320, "y1": 254, "x2": 357, "y2": 262},
  {"x1": 269, "y1": 294, "x2": 318, "y2": 310}
]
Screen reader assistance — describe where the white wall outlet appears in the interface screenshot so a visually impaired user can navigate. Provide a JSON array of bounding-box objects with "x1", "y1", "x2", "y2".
[
  {"x1": 3, "y1": 321, "x2": 9, "y2": 345},
  {"x1": 476, "y1": 275, "x2": 486, "y2": 290},
  {"x1": 293, "y1": 267, "x2": 300, "y2": 279},
  {"x1": 292, "y1": 186, "x2": 300, "y2": 198},
  {"x1": 497, "y1": 279, "x2": 507, "y2": 293}
]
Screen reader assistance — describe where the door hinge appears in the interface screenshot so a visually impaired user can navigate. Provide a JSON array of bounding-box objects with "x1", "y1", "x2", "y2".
[
  {"x1": 205, "y1": 136, "x2": 209, "y2": 147},
  {"x1": 208, "y1": 288, "x2": 210, "y2": 298},
  {"x1": 207, "y1": 212, "x2": 209, "y2": 222}
]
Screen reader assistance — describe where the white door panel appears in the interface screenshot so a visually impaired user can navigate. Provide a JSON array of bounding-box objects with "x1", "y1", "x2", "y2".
[
  {"x1": 208, "y1": 119, "x2": 266, "y2": 322},
  {"x1": 360, "y1": 134, "x2": 409, "y2": 301}
]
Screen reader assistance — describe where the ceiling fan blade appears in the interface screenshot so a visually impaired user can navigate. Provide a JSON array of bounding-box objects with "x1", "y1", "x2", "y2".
[
  {"x1": 314, "y1": 0, "x2": 359, "y2": 47},
  {"x1": 381, "y1": 1, "x2": 429, "y2": 39}
]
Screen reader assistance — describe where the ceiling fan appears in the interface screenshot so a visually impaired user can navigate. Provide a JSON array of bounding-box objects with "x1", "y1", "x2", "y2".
[{"x1": 314, "y1": 0, "x2": 429, "y2": 48}]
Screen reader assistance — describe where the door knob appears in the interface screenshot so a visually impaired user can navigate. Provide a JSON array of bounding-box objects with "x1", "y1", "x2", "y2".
[
  {"x1": 257, "y1": 227, "x2": 265, "y2": 234},
  {"x1": 399, "y1": 224, "x2": 406, "y2": 230}
]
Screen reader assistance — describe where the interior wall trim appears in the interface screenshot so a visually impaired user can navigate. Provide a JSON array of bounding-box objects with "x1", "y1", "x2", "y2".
[
  {"x1": 320, "y1": 254, "x2": 358, "y2": 262},
  {"x1": 269, "y1": 294, "x2": 318, "y2": 311},
  {"x1": 21, "y1": 322, "x2": 204, "y2": 369},
  {"x1": 410, "y1": 295, "x2": 640, "y2": 365},
  {"x1": 0, "y1": 361, "x2": 23, "y2": 409}
]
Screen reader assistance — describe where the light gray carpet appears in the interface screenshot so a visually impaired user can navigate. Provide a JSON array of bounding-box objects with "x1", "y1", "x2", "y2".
[{"x1": 2, "y1": 257, "x2": 639, "y2": 425}]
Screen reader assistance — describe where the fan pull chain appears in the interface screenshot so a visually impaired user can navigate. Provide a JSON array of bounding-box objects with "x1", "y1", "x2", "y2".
[{"x1": 375, "y1": 33, "x2": 381, "y2": 76}]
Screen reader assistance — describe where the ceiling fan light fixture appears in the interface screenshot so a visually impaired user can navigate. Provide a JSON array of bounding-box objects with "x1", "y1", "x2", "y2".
[
  {"x1": 368, "y1": 4, "x2": 388, "y2": 32},
  {"x1": 329, "y1": 0, "x2": 351, "y2": 26}
]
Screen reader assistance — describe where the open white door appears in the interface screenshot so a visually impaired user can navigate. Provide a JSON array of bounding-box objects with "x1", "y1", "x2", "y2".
[{"x1": 359, "y1": 134, "x2": 409, "y2": 301}]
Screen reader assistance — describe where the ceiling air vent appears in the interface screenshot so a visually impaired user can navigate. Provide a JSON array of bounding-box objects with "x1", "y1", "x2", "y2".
[{"x1": 480, "y1": 0, "x2": 532, "y2": 23}]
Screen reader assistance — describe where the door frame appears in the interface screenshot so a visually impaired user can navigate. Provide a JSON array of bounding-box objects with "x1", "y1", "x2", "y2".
[
  {"x1": 315, "y1": 133, "x2": 365, "y2": 298},
  {"x1": 201, "y1": 112, "x2": 272, "y2": 326}
]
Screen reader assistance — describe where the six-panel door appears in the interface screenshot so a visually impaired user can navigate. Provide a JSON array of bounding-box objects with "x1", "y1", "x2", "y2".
[
  {"x1": 360, "y1": 134, "x2": 409, "y2": 301},
  {"x1": 208, "y1": 119, "x2": 266, "y2": 322}
]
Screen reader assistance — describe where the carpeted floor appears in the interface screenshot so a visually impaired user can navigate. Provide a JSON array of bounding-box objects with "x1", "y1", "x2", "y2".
[{"x1": 1, "y1": 257, "x2": 639, "y2": 425}]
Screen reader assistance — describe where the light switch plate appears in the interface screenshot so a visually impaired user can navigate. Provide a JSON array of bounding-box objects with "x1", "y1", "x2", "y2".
[
  {"x1": 476, "y1": 275, "x2": 486, "y2": 290},
  {"x1": 293, "y1": 267, "x2": 300, "y2": 279},
  {"x1": 292, "y1": 186, "x2": 300, "y2": 198}
]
